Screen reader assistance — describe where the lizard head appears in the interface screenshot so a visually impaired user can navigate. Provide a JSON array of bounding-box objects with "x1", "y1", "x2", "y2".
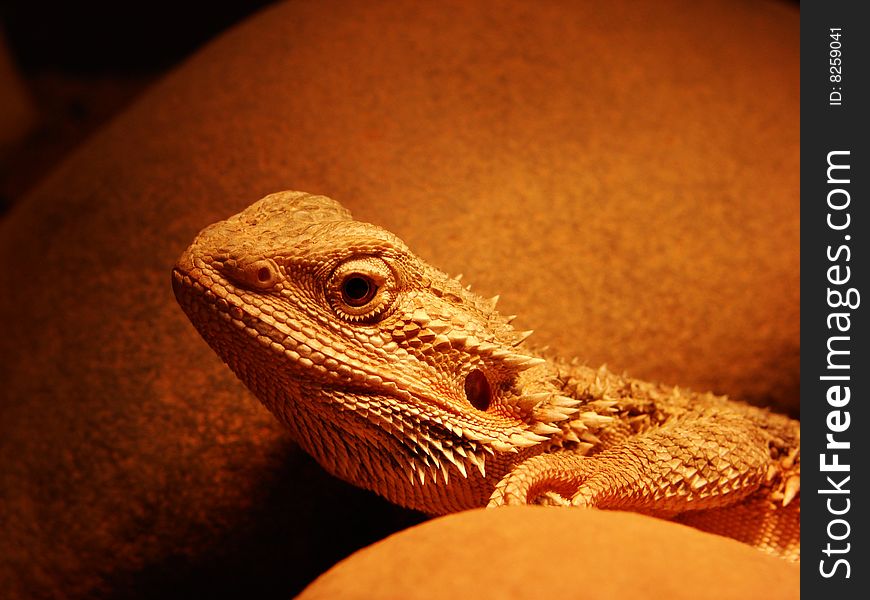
[{"x1": 173, "y1": 191, "x2": 588, "y2": 511}]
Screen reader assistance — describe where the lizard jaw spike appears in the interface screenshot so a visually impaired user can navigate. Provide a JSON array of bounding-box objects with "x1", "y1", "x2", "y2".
[
  {"x1": 578, "y1": 411, "x2": 616, "y2": 427},
  {"x1": 425, "y1": 436, "x2": 465, "y2": 481},
  {"x1": 487, "y1": 295, "x2": 500, "y2": 311},
  {"x1": 530, "y1": 396, "x2": 581, "y2": 422},
  {"x1": 531, "y1": 421, "x2": 563, "y2": 435},
  {"x1": 497, "y1": 353, "x2": 546, "y2": 370},
  {"x1": 510, "y1": 431, "x2": 550, "y2": 447},
  {"x1": 402, "y1": 459, "x2": 417, "y2": 487},
  {"x1": 442, "y1": 421, "x2": 462, "y2": 437},
  {"x1": 580, "y1": 431, "x2": 603, "y2": 445},
  {"x1": 467, "y1": 451, "x2": 487, "y2": 478},
  {"x1": 587, "y1": 399, "x2": 620, "y2": 412},
  {"x1": 511, "y1": 391, "x2": 550, "y2": 414},
  {"x1": 412, "y1": 454, "x2": 439, "y2": 486},
  {"x1": 575, "y1": 442, "x2": 596, "y2": 455},
  {"x1": 477, "y1": 341, "x2": 498, "y2": 354},
  {"x1": 783, "y1": 475, "x2": 800, "y2": 507},
  {"x1": 462, "y1": 428, "x2": 497, "y2": 445},
  {"x1": 533, "y1": 406, "x2": 577, "y2": 422},
  {"x1": 507, "y1": 433, "x2": 537, "y2": 448},
  {"x1": 438, "y1": 461, "x2": 450, "y2": 485},
  {"x1": 490, "y1": 439, "x2": 518, "y2": 453},
  {"x1": 569, "y1": 420, "x2": 589, "y2": 434},
  {"x1": 562, "y1": 430, "x2": 581, "y2": 443},
  {"x1": 406, "y1": 458, "x2": 420, "y2": 485},
  {"x1": 516, "y1": 356, "x2": 547, "y2": 370},
  {"x1": 511, "y1": 330, "x2": 534, "y2": 347},
  {"x1": 442, "y1": 447, "x2": 468, "y2": 478},
  {"x1": 552, "y1": 395, "x2": 582, "y2": 408}
]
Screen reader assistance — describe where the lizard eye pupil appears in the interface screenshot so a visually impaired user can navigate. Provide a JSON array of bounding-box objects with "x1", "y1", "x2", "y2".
[
  {"x1": 342, "y1": 275, "x2": 376, "y2": 306},
  {"x1": 464, "y1": 369, "x2": 492, "y2": 412},
  {"x1": 328, "y1": 259, "x2": 394, "y2": 322}
]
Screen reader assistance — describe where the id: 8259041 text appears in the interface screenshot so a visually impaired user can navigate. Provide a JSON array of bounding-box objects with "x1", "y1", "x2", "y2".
[{"x1": 829, "y1": 28, "x2": 843, "y2": 107}]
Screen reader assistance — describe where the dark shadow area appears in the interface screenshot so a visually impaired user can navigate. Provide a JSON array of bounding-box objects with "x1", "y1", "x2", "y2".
[
  {"x1": 0, "y1": 1, "x2": 276, "y2": 213},
  {"x1": 101, "y1": 441, "x2": 425, "y2": 599},
  {"x1": 1, "y1": 1, "x2": 277, "y2": 73}
]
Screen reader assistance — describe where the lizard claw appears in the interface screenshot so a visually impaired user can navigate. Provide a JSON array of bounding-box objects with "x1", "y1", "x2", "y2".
[{"x1": 488, "y1": 453, "x2": 593, "y2": 508}]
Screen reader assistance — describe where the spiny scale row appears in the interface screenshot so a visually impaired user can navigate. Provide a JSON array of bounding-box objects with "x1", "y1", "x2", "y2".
[
  {"x1": 389, "y1": 319, "x2": 546, "y2": 372},
  {"x1": 346, "y1": 392, "x2": 492, "y2": 486}
]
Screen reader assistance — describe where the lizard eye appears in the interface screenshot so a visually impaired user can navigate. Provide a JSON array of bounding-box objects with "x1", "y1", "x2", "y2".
[
  {"x1": 341, "y1": 274, "x2": 377, "y2": 306},
  {"x1": 328, "y1": 257, "x2": 396, "y2": 322}
]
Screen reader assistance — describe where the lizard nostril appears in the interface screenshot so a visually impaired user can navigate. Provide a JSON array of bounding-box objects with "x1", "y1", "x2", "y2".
[
  {"x1": 222, "y1": 258, "x2": 279, "y2": 290},
  {"x1": 464, "y1": 369, "x2": 492, "y2": 412}
]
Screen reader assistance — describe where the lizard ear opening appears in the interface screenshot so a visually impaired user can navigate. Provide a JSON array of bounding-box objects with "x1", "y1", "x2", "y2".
[{"x1": 464, "y1": 369, "x2": 492, "y2": 412}]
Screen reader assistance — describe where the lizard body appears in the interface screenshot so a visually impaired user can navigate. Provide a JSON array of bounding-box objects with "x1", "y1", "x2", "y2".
[{"x1": 172, "y1": 191, "x2": 800, "y2": 560}]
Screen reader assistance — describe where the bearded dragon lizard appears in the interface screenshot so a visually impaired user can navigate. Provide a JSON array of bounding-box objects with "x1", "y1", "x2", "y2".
[{"x1": 172, "y1": 191, "x2": 800, "y2": 560}]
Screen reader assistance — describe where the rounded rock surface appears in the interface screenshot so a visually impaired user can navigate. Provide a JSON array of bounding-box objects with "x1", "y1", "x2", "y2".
[{"x1": 300, "y1": 507, "x2": 800, "y2": 600}]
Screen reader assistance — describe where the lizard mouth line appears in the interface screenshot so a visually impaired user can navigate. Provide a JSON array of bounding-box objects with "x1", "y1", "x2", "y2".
[
  {"x1": 172, "y1": 267, "x2": 465, "y2": 414},
  {"x1": 171, "y1": 267, "x2": 523, "y2": 442}
]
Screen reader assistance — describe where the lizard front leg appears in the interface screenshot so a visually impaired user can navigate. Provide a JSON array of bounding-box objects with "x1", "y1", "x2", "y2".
[{"x1": 488, "y1": 413, "x2": 779, "y2": 517}]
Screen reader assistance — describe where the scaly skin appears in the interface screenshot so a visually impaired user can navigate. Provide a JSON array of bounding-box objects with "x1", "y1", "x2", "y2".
[{"x1": 172, "y1": 191, "x2": 800, "y2": 560}]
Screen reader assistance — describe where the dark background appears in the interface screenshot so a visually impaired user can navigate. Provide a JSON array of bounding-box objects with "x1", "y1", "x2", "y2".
[
  {"x1": 1, "y1": 2, "x2": 275, "y2": 73},
  {"x1": 0, "y1": 1, "x2": 275, "y2": 213}
]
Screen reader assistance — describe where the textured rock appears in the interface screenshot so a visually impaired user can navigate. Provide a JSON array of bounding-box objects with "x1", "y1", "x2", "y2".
[
  {"x1": 0, "y1": 0, "x2": 798, "y2": 597},
  {"x1": 300, "y1": 507, "x2": 800, "y2": 600}
]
